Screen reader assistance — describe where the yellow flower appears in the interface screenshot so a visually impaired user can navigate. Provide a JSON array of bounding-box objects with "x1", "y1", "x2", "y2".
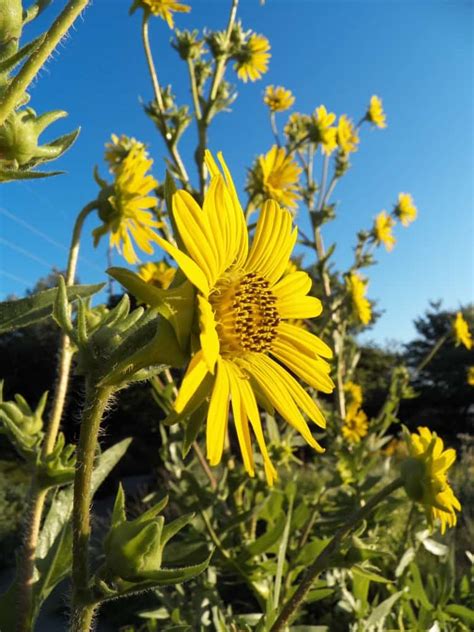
[
  {"x1": 284, "y1": 112, "x2": 310, "y2": 145},
  {"x1": 141, "y1": 0, "x2": 190, "y2": 28},
  {"x1": 336, "y1": 115, "x2": 359, "y2": 155},
  {"x1": 93, "y1": 145, "x2": 160, "y2": 265},
  {"x1": 453, "y1": 312, "x2": 472, "y2": 350},
  {"x1": 346, "y1": 272, "x2": 372, "y2": 325},
  {"x1": 138, "y1": 261, "x2": 176, "y2": 289},
  {"x1": 234, "y1": 34, "x2": 270, "y2": 83},
  {"x1": 395, "y1": 193, "x2": 417, "y2": 227},
  {"x1": 310, "y1": 105, "x2": 337, "y2": 155},
  {"x1": 257, "y1": 145, "x2": 302, "y2": 210},
  {"x1": 105, "y1": 134, "x2": 145, "y2": 173},
  {"x1": 342, "y1": 409, "x2": 368, "y2": 444},
  {"x1": 154, "y1": 151, "x2": 334, "y2": 485},
  {"x1": 467, "y1": 366, "x2": 474, "y2": 386},
  {"x1": 264, "y1": 85, "x2": 295, "y2": 113},
  {"x1": 374, "y1": 211, "x2": 396, "y2": 252},
  {"x1": 344, "y1": 381, "x2": 363, "y2": 419},
  {"x1": 403, "y1": 427, "x2": 461, "y2": 534},
  {"x1": 366, "y1": 95, "x2": 386, "y2": 129}
]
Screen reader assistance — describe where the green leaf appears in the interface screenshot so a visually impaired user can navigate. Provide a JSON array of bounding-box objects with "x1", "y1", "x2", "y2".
[
  {"x1": 445, "y1": 604, "x2": 474, "y2": 624},
  {"x1": 365, "y1": 590, "x2": 404, "y2": 627},
  {"x1": 407, "y1": 562, "x2": 433, "y2": 610},
  {"x1": 182, "y1": 403, "x2": 207, "y2": 458},
  {"x1": 352, "y1": 565, "x2": 392, "y2": 584},
  {"x1": 0, "y1": 282, "x2": 105, "y2": 333},
  {"x1": 243, "y1": 514, "x2": 286, "y2": 559},
  {"x1": 0, "y1": 168, "x2": 64, "y2": 182}
]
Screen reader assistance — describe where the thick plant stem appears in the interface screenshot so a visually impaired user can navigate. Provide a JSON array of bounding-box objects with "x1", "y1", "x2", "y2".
[
  {"x1": 0, "y1": 0, "x2": 91, "y2": 126},
  {"x1": 71, "y1": 384, "x2": 112, "y2": 631},
  {"x1": 270, "y1": 478, "x2": 403, "y2": 631},
  {"x1": 16, "y1": 485, "x2": 48, "y2": 632},
  {"x1": 15, "y1": 201, "x2": 96, "y2": 632},
  {"x1": 414, "y1": 333, "x2": 448, "y2": 376}
]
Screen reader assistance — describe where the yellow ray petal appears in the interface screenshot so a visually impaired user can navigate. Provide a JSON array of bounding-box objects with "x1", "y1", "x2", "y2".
[
  {"x1": 278, "y1": 322, "x2": 333, "y2": 359},
  {"x1": 272, "y1": 271, "x2": 312, "y2": 299},
  {"x1": 173, "y1": 191, "x2": 219, "y2": 286},
  {"x1": 238, "y1": 373, "x2": 277, "y2": 486},
  {"x1": 206, "y1": 358, "x2": 230, "y2": 466},
  {"x1": 153, "y1": 232, "x2": 210, "y2": 296},
  {"x1": 174, "y1": 350, "x2": 209, "y2": 414},
  {"x1": 198, "y1": 295, "x2": 220, "y2": 374},
  {"x1": 271, "y1": 339, "x2": 335, "y2": 393},
  {"x1": 278, "y1": 296, "x2": 323, "y2": 319},
  {"x1": 226, "y1": 363, "x2": 255, "y2": 476}
]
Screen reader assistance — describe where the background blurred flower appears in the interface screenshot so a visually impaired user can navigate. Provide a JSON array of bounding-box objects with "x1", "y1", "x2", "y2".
[
  {"x1": 234, "y1": 34, "x2": 270, "y2": 82},
  {"x1": 346, "y1": 272, "x2": 372, "y2": 325},
  {"x1": 264, "y1": 85, "x2": 295, "y2": 112},
  {"x1": 138, "y1": 260, "x2": 177, "y2": 289},
  {"x1": 104, "y1": 134, "x2": 146, "y2": 173},
  {"x1": 255, "y1": 145, "x2": 302, "y2": 210},
  {"x1": 140, "y1": 0, "x2": 191, "y2": 28},
  {"x1": 366, "y1": 95, "x2": 387, "y2": 128},
  {"x1": 342, "y1": 409, "x2": 368, "y2": 443},
  {"x1": 453, "y1": 311, "x2": 472, "y2": 349},
  {"x1": 395, "y1": 192, "x2": 418, "y2": 227},
  {"x1": 374, "y1": 210, "x2": 396, "y2": 251},
  {"x1": 336, "y1": 114, "x2": 359, "y2": 155},
  {"x1": 309, "y1": 105, "x2": 338, "y2": 155}
]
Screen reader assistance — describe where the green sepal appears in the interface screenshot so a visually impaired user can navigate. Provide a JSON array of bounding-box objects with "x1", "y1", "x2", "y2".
[
  {"x1": 0, "y1": 386, "x2": 46, "y2": 461},
  {"x1": 36, "y1": 432, "x2": 76, "y2": 489},
  {"x1": 182, "y1": 402, "x2": 208, "y2": 457},
  {"x1": 107, "y1": 266, "x2": 195, "y2": 351},
  {"x1": 0, "y1": 168, "x2": 64, "y2": 182},
  {"x1": 164, "y1": 372, "x2": 213, "y2": 427},
  {"x1": 0, "y1": 280, "x2": 104, "y2": 333},
  {"x1": 161, "y1": 513, "x2": 195, "y2": 547},
  {"x1": 0, "y1": 34, "x2": 45, "y2": 74}
]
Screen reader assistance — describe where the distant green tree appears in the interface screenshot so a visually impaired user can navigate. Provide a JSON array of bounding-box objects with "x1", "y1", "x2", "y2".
[{"x1": 401, "y1": 301, "x2": 473, "y2": 438}]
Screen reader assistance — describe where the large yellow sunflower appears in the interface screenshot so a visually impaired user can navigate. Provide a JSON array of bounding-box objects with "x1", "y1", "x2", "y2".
[
  {"x1": 154, "y1": 151, "x2": 334, "y2": 484},
  {"x1": 93, "y1": 145, "x2": 160, "y2": 265}
]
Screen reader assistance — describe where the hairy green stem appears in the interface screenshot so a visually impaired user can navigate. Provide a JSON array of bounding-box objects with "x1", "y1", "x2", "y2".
[
  {"x1": 270, "y1": 478, "x2": 403, "y2": 631},
  {"x1": 71, "y1": 384, "x2": 113, "y2": 631},
  {"x1": 0, "y1": 0, "x2": 91, "y2": 126},
  {"x1": 15, "y1": 201, "x2": 96, "y2": 632}
]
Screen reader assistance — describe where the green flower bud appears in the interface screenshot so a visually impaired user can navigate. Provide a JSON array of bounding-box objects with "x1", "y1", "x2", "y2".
[
  {"x1": 0, "y1": 0, "x2": 23, "y2": 61},
  {"x1": 172, "y1": 29, "x2": 204, "y2": 61},
  {"x1": 0, "y1": 108, "x2": 67, "y2": 166},
  {"x1": 0, "y1": 384, "x2": 46, "y2": 460}
]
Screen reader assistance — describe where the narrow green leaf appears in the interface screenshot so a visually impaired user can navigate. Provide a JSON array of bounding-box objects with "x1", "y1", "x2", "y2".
[
  {"x1": 0, "y1": 282, "x2": 105, "y2": 333},
  {"x1": 445, "y1": 604, "x2": 474, "y2": 624},
  {"x1": 365, "y1": 590, "x2": 404, "y2": 627}
]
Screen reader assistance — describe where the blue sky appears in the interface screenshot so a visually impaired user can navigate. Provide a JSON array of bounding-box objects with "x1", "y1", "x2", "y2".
[{"x1": 0, "y1": 0, "x2": 472, "y2": 344}]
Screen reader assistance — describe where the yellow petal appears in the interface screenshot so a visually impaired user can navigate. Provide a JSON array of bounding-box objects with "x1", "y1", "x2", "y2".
[
  {"x1": 271, "y1": 338, "x2": 335, "y2": 393},
  {"x1": 174, "y1": 350, "x2": 209, "y2": 414},
  {"x1": 226, "y1": 363, "x2": 255, "y2": 476},
  {"x1": 198, "y1": 295, "x2": 220, "y2": 374},
  {"x1": 153, "y1": 232, "x2": 210, "y2": 296},
  {"x1": 278, "y1": 322, "x2": 333, "y2": 359},
  {"x1": 206, "y1": 358, "x2": 230, "y2": 466}
]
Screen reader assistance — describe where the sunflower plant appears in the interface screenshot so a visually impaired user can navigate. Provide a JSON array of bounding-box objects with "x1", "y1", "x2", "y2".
[{"x1": 0, "y1": 1, "x2": 471, "y2": 632}]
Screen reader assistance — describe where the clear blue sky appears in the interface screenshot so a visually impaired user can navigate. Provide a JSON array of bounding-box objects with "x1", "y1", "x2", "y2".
[{"x1": 0, "y1": 0, "x2": 472, "y2": 344}]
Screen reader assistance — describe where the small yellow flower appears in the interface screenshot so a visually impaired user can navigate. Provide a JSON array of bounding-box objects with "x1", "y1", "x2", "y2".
[
  {"x1": 264, "y1": 85, "x2": 295, "y2": 113},
  {"x1": 234, "y1": 34, "x2": 271, "y2": 83},
  {"x1": 467, "y1": 366, "x2": 474, "y2": 386},
  {"x1": 453, "y1": 312, "x2": 472, "y2": 350},
  {"x1": 402, "y1": 427, "x2": 461, "y2": 534},
  {"x1": 153, "y1": 151, "x2": 334, "y2": 485},
  {"x1": 374, "y1": 211, "x2": 396, "y2": 252},
  {"x1": 104, "y1": 134, "x2": 145, "y2": 173},
  {"x1": 336, "y1": 115, "x2": 359, "y2": 155},
  {"x1": 93, "y1": 145, "x2": 160, "y2": 265},
  {"x1": 342, "y1": 409, "x2": 368, "y2": 444},
  {"x1": 141, "y1": 0, "x2": 190, "y2": 28},
  {"x1": 395, "y1": 193, "x2": 418, "y2": 227},
  {"x1": 257, "y1": 145, "x2": 302, "y2": 210},
  {"x1": 284, "y1": 112, "x2": 310, "y2": 145},
  {"x1": 346, "y1": 272, "x2": 372, "y2": 325},
  {"x1": 310, "y1": 105, "x2": 337, "y2": 155},
  {"x1": 344, "y1": 381, "x2": 363, "y2": 419},
  {"x1": 138, "y1": 261, "x2": 176, "y2": 289},
  {"x1": 366, "y1": 95, "x2": 386, "y2": 129}
]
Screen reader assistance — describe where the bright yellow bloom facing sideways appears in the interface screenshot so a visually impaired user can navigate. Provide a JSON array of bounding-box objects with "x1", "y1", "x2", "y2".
[
  {"x1": 402, "y1": 427, "x2": 461, "y2": 534},
  {"x1": 344, "y1": 381, "x2": 363, "y2": 419},
  {"x1": 258, "y1": 145, "x2": 302, "y2": 210},
  {"x1": 264, "y1": 85, "x2": 295, "y2": 113},
  {"x1": 374, "y1": 211, "x2": 396, "y2": 252},
  {"x1": 366, "y1": 95, "x2": 387, "y2": 129},
  {"x1": 154, "y1": 151, "x2": 334, "y2": 484},
  {"x1": 346, "y1": 272, "x2": 372, "y2": 325},
  {"x1": 342, "y1": 409, "x2": 369, "y2": 444},
  {"x1": 93, "y1": 146, "x2": 160, "y2": 265},
  {"x1": 311, "y1": 106, "x2": 338, "y2": 156},
  {"x1": 141, "y1": 0, "x2": 190, "y2": 28},
  {"x1": 235, "y1": 34, "x2": 270, "y2": 83},
  {"x1": 467, "y1": 366, "x2": 474, "y2": 386},
  {"x1": 336, "y1": 115, "x2": 359, "y2": 155},
  {"x1": 395, "y1": 193, "x2": 418, "y2": 227},
  {"x1": 453, "y1": 311, "x2": 473, "y2": 350},
  {"x1": 138, "y1": 261, "x2": 176, "y2": 289}
]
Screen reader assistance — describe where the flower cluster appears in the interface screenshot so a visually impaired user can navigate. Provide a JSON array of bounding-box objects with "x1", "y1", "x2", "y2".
[{"x1": 342, "y1": 382, "x2": 368, "y2": 443}]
